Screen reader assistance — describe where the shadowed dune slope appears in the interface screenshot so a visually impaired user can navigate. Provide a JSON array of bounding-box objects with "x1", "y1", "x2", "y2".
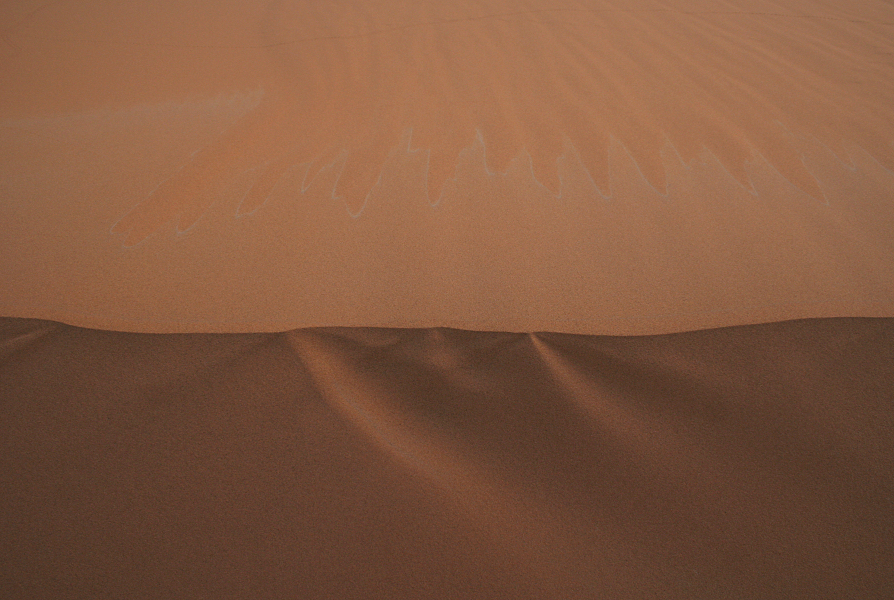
[{"x1": 2, "y1": 316, "x2": 893, "y2": 599}]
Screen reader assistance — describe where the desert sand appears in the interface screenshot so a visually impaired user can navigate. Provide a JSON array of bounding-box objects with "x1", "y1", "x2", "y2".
[
  {"x1": 2, "y1": 316, "x2": 893, "y2": 598},
  {"x1": 1, "y1": 0, "x2": 892, "y2": 333},
  {"x1": 2, "y1": 1, "x2": 894, "y2": 598}
]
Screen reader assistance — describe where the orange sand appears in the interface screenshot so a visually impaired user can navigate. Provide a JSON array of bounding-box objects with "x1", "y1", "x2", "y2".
[
  {"x1": 2, "y1": 0, "x2": 893, "y2": 334},
  {"x1": 3, "y1": 3, "x2": 894, "y2": 597}
]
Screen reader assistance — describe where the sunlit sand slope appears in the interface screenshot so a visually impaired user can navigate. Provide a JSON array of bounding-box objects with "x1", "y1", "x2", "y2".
[{"x1": 1, "y1": 0, "x2": 893, "y2": 333}]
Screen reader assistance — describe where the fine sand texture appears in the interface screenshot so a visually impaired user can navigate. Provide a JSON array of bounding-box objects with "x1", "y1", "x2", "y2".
[
  {"x1": 2, "y1": 0, "x2": 893, "y2": 334},
  {"x1": 2, "y1": 316, "x2": 893, "y2": 599}
]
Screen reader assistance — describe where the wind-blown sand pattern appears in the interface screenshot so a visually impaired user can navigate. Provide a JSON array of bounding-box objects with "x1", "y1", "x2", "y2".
[
  {"x1": 1, "y1": 0, "x2": 893, "y2": 333},
  {"x1": 2, "y1": 3, "x2": 894, "y2": 598}
]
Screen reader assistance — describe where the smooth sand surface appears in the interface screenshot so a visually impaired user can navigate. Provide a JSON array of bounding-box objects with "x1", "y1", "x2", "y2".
[
  {"x1": 2, "y1": 0, "x2": 893, "y2": 333},
  {"x1": 2, "y1": 316, "x2": 893, "y2": 598}
]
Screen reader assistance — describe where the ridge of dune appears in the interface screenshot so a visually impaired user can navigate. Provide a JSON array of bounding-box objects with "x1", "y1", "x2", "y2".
[{"x1": 2, "y1": 316, "x2": 893, "y2": 598}]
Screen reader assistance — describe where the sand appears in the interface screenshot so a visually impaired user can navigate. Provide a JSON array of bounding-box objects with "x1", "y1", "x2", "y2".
[
  {"x1": 1, "y1": 0, "x2": 893, "y2": 333},
  {"x1": 2, "y1": 1, "x2": 894, "y2": 597},
  {"x1": 2, "y1": 316, "x2": 893, "y2": 598}
]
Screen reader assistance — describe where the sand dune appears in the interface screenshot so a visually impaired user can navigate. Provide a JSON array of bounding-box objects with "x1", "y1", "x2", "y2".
[
  {"x1": 3, "y1": 3, "x2": 894, "y2": 597},
  {"x1": 2, "y1": 0, "x2": 893, "y2": 333},
  {"x1": 2, "y1": 316, "x2": 893, "y2": 598}
]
